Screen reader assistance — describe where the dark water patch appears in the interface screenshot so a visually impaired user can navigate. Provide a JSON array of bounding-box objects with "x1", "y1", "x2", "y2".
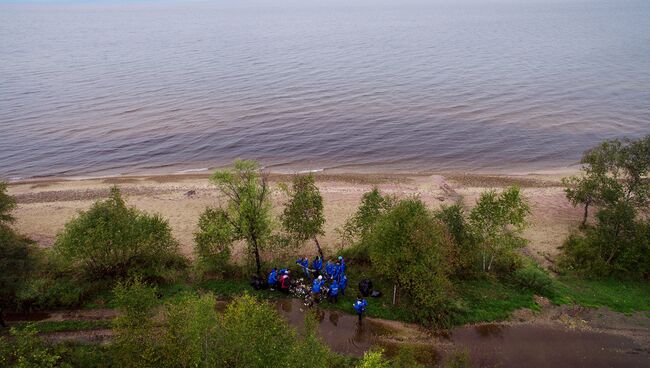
[
  {"x1": 4, "y1": 311, "x2": 51, "y2": 322},
  {"x1": 450, "y1": 323, "x2": 650, "y2": 368},
  {"x1": 275, "y1": 298, "x2": 388, "y2": 356}
]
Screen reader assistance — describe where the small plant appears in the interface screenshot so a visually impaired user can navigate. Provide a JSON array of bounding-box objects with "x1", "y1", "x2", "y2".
[{"x1": 511, "y1": 263, "x2": 555, "y2": 297}]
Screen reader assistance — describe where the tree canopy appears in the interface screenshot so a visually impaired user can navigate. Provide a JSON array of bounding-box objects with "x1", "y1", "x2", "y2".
[
  {"x1": 198, "y1": 160, "x2": 273, "y2": 276},
  {"x1": 281, "y1": 173, "x2": 325, "y2": 258},
  {"x1": 54, "y1": 187, "x2": 184, "y2": 281}
]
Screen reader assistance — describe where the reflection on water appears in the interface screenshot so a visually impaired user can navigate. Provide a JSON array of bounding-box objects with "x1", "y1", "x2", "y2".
[
  {"x1": 451, "y1": 323, "x2": 649, "y2": 368},
  {"x1": 275, "y1": 298, "x2": 385, "y2": 356}
]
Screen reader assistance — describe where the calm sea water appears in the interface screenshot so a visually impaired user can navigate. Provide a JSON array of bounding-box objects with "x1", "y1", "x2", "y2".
[{"x1": 1, "y1": 0, "x2": 649, "y2": 179}]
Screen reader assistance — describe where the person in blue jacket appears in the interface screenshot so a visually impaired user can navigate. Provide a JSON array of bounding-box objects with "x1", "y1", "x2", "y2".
[
  {"x1": 325, "y1": 260, "x2": 335, "y2": 280},
  {"x1": 339, "y1": 273, "x2": 348, "y2": 296},
  {"x1": 312, "y1": 256, "x2": 323, "y2": 277},
  {"x1": 338, "y1": 256, "x2": 346, "y2": 276},
  {"x1": 312, "y1": 275, "x2": 324, "y2": 304},
  {"x1": 296, "y1": 257, "x2": 310, "y2": 279},
  {"x1": 267, "y1": 268, "x2": 278, "y2": 290},
  {"x1": 328, "y1": 279, "x2": 340, "y2": 304},
  {"x1": 353, "y1": 297, "x2": 368, "y2": 324}
]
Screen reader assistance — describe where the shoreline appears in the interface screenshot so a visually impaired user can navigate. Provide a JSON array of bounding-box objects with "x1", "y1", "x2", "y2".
[{"x1": 6, "y1": 170, "x2": 581, "y2": 269}]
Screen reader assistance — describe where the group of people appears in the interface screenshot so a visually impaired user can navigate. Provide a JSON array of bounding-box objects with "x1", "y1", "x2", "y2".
[{"x1": 266, "y1": 254, "x2": 368, "y2": 323}]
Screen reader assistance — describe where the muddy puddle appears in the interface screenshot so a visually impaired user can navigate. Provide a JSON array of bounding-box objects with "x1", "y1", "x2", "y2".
[
  {"x1": 449, "y1": 323, "x2": 650, "y2": 368},
  {"x1": 274, "y1": 299, "x2": 650, "y2": 367},
  {"x1": 275, "y1": 298, "x2": 392, "y2": 356}
]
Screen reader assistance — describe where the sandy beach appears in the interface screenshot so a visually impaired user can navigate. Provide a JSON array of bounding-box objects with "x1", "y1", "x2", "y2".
[{"x1": 6, "y1": 171, "x2": 582, "y2": 268}]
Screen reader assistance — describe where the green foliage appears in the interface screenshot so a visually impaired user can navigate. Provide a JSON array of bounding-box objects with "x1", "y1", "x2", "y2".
[
  {"x1": 0, "y1": 325, "x2": 61, "y2": 368},
  {"x1": 367, "y1": 198, "x2": 455, "y2": 325},
  {"x1": 201, "y1": 160, "x2": 273, "y2": 275},
  {"x1": 560, "y1": 135, "x2": 650, "y2": 279},
  {"x1": 158, "y1": 293, "x2": 221, "y2": 367},
  {"x1": 510, "y1": 263, "x2": 555, "y2": 297},
  {"x1": 435, "y1": 203, "x2": 479, "y2": 277},
  {"x1": 453, "y1": 278, "x2": 538, "y2": 325},
  {"x1": 443, "y1": 350, "x2": 470, "y2": 368},
  {"x1": 558, "y1": 211, "x2": 650, "y2": 279},
  {"x1": 0, "y1": 226, "x2": 32, "y2": 309},
  {"x1": 54, "y1": 187, "x2": 185, "y2": 282},
  {"x1": 193, "y1": 208, "x2": 234, "y2": 277},
  {"x1": 552, "y1": 277, "x2": 650, "y2": 313},
  {"x1": 111, "y1": 278, "x2": 160, "y2": 368},
  {"x1": 340, "y1": 188, "x2": 395, "y2": 261},
  {"x1": 356, "y1": 350, "x2": 390, "y2": 368},
  {"x1": 468, "y1": 186, "x2": 529, "y2": 273},
  {"x1": 12, "y1": 320, "x2": 112, "y2": 333},
  {"x1": 218, "y1": 293, "x2": 297, "y2": 367},
  {"x1": 0, "y1": 181, "x2": 16, "y2": 224},
  {"x1": 281, "y1": 173, "x2": 326, "y2": 258}
]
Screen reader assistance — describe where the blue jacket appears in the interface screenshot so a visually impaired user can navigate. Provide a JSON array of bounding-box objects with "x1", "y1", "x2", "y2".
[
  {"x1": 312, "y1": 279, "x2": 324, "y2": 293},
  {"x1": 329, "y1": 281, "x2": 339, "y2": 296},
  {"x1": 339, "y1": 274, "x2": 347, "y2": 289},
  {"x1": 296, "y1": 258, "x2": 308, "y2": 269},
  {"x1": 325, "y1": 262, "x2": 335, "y2": 276},
  {"x1": 267, "y1": 270, "x2": 277, "y2": 285},
  {"x1": 279, "y1": 268, "x2": 288, "y2": 275},
  {"x1": 312, "y1": 258, "x2": 323, "y2": 271},
  {"x1": 353, "y1": 299, "x2": 368, "y2": 314},
  {"x1": 339, "y1": 260, "x2": 346, "y2": 274}
]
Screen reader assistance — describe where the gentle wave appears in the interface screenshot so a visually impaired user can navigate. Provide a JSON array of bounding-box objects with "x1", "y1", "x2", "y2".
[{"x1": 0, "y1": 0, "x2": 649, "y2": 179}]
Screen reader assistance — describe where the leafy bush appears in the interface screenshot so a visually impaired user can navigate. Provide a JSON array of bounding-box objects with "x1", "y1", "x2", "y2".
[
  {"x1": 54, "y1": 187, "x2": 186, "y2": 282},
  {"x1": 0, "y1": 182, "x2": 34, "y2": 310},
  {"x1": 468, "y1": 186, "x2": 529, "y2": 273},
  {"x1": 435, "y1": 203, "x2": 479, "y2": 277},
  {"x1": 194, "y1": 208, "x2": 234, "y2": 277},
  {"x1": 111, "y1": 278, "x2": 160, "y2": 368},
  {"x1": 511, "y1": 263, "x2": 555, "y2": 296},
  {"x1": 0, "y1": 325, "x2": 61, "y2": 368},
  {"x1": 367, "y1": 198, "x2": 456, "y2": 326}
]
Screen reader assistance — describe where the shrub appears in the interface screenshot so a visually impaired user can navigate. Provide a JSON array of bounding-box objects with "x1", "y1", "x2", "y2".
[
  {"x1": 194, "y1": 208, "x2": 234, "y2": 277},
  {"x1": 218, "y1": 294, "x2": 298, "y2": 367},
  {"x1": 0, "y1": 325, "x2": 61, "y2": 368},
  {"x1": 469, "y1": 187, "x2": 529, "y2": 273},
  {"x1": 367, "y1": 198, "x2": 456, "y2": 326},
  {"x1": 111, "y1": 278, "x2": 160, "y2": 368},
  {"x1": 54, "y1": 187, "x2": 186, "y2": 282},
  {"x1": 511, "y1": 263, "x2": 555, "y2": 296},
  {"x1": 158, "y1": 293, "x2": 221, "y2": 367},
  {"x1": 281, "y1": 173, "x2": 326, "y2": 259},
  {"x1": 435, "y1": 203, "x2": 479, "y2": 277},
  {"x1": 356, "y1": 350, "x2": 390, "y2": 368}
]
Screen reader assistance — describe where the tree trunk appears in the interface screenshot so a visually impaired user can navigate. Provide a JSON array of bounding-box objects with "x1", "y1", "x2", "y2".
[
  {"x1": 392, "y1": 285, "x2": 397, "y2": 306},
  {"x1": 251, "y1": 235, "x2": 262, "y2": 277},
  {"x1": 487, "y1": 253, "x2": 495, "y2": 271},
  {"x1": 581, "y1": 201, "x2": 590, "y2": 228},
  {"x1": 313, "y1": 236, "x2": 324, "y2": 260}
]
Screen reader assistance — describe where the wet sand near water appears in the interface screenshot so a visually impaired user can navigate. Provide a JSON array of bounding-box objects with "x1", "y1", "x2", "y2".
[{"x1": 6, "y1": 171, "x2": 582, "y2": 268}]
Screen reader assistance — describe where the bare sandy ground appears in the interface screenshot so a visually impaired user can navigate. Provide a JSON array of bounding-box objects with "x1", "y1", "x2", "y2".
[{"x1": 6, "y1": 171, "x2": 583, "y2": 267}]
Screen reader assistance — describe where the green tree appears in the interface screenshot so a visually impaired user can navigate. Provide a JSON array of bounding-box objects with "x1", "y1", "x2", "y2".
[
  {"x1": 281, "y1": 173, "x2": 326, "y2": 259},
  {"x1": 217, "y1": 294, "x2": 297, "y2": 367},
  {"x1": 356, "y1": 350, "x2": 390, "y2": 368},
  {"x1": 199, "y1": 160, "x2": 272, "y2": 276},
  {"x1": 367, "y1": 198, "x2": 455, "y2": 325},
  {"x1": 194, "y1": 208, "x2": 234, "y2": 276},
  {"x1": 0, "y1": 182, "x2": 16, "y2": 224},
  {"x1": 559, "y1": 135, "x2": 650, "y2": 278},
  {"x1": 0, "y1": 325, "x2": 60, "y2": 368},
  {"x1": 0, "y1": 183, "x2": 32, "y2": 317},
  {"x1": 159, "y1": 293, "x2": 221, "y2": 368},
  {"x1": 54, "y1": 187, "x2": 184, "y2": 281},
  {"x1": 111, "y1": 278, "x2": 160, "y2": 368},
  {"x1": 435, "y1": 203, "x2": 478, "y2": 276},
  {"x1": 341, "y1": 187, "x2": 394, "y2": 245},
  {"x1": 469, "y1": 186, "x2": 530, "y2": 272},
  {"x1": 563, "y1": 135, "x2": 650, "y2": 226}
]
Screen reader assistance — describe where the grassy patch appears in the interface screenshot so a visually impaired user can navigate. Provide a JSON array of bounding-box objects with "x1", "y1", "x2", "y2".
[
  {"x1": 453, "y1": 278, "x2": 538, "y2": 325},
  {"x1": 552, "y1": 277, "x2": 650, "y2": 313}
]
